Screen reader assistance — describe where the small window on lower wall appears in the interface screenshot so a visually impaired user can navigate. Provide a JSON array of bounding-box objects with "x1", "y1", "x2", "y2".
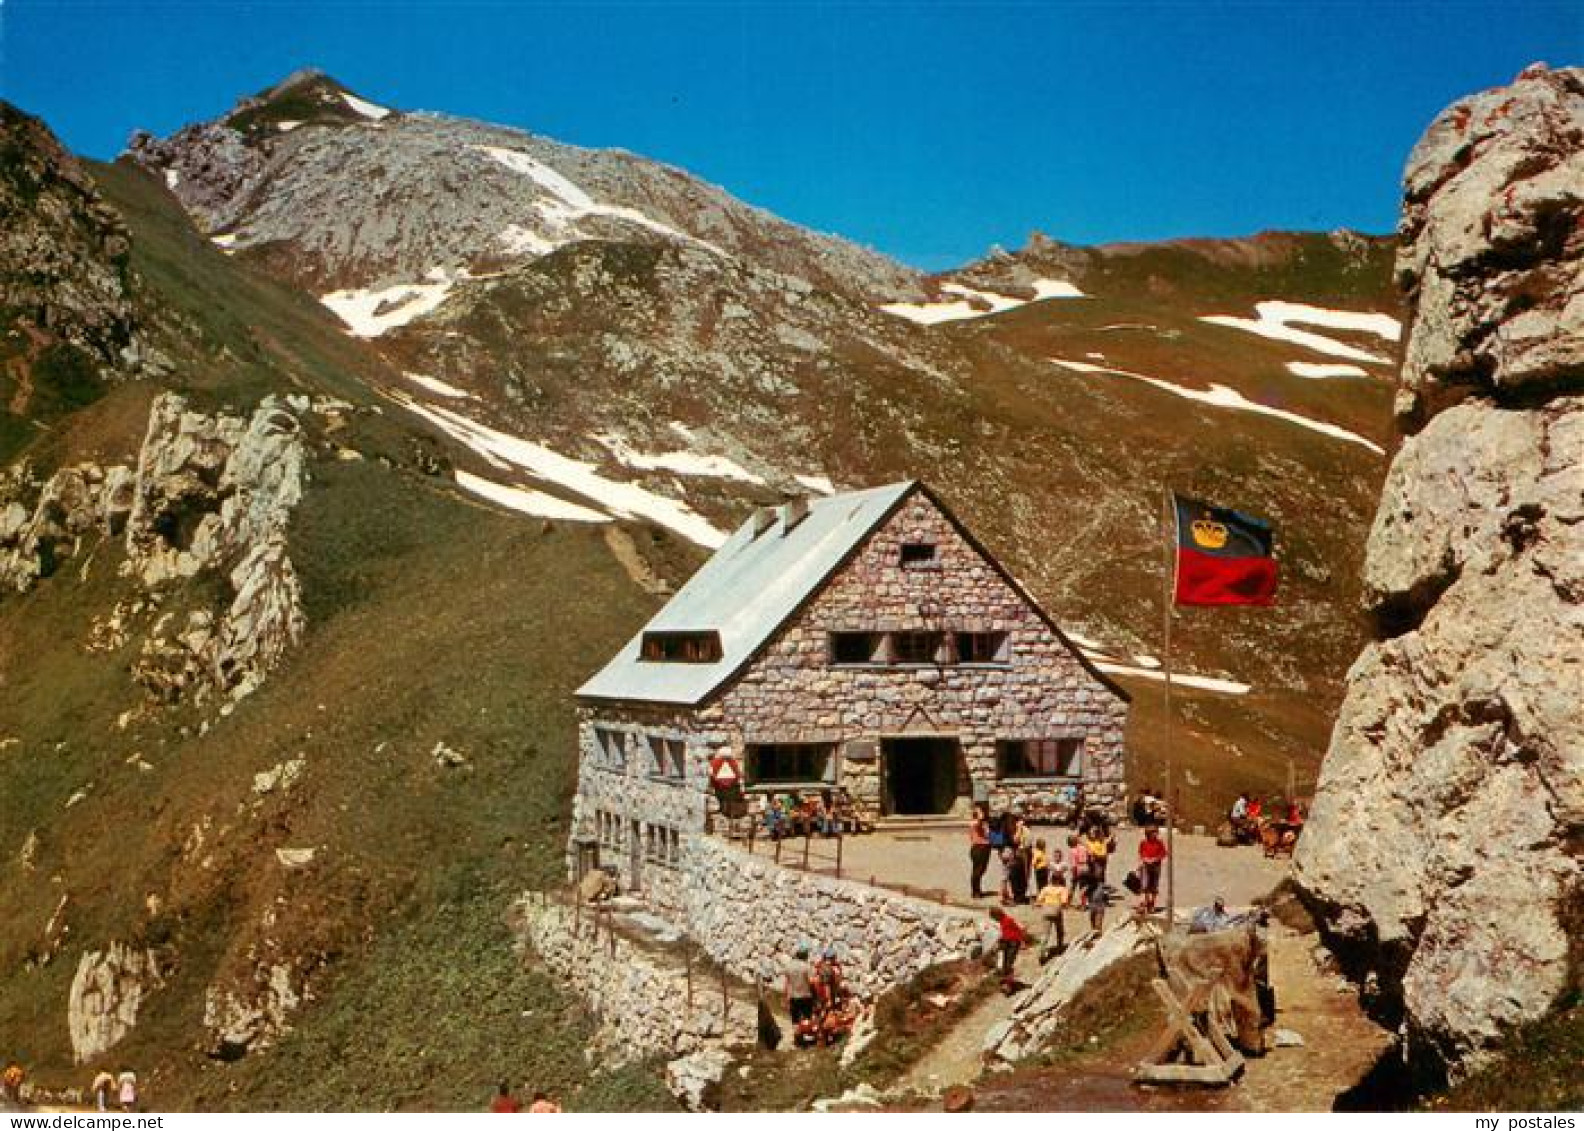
[
  {"x1": 745, "y1": 743, "x2": 835, "y2": 785},
  {"x1": 997, "y1": 737, "x2": 1083, "y2": 779},
  {"x1": 648, "y1": 736, "x2": 687, "y2": 780},
  {"x1": 830, "y1": 632, "x2": 884, "y2": 665},
  {"x1": 954, "y1": 631, "x2": 1010, "y2": 664},
  {"x1": 890, "y1": 631, "x2": 944, "y2": 664}
]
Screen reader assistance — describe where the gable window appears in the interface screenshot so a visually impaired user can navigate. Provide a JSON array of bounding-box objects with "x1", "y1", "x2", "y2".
[
  {"x1": 900, "y1": 542, "x2": 939, "y2": 568},
  {"x1": 891, "y1": 631, "x2": 944, "y2": 665},
  {"x1": 745, "y1": 742, "x2": 835, "y2": 785},
  {"x1": 648, "y1": 735, "x2": 687, "y2": 780},
  {"x1": 997, "y1": 738, "x2": 1084, "y2": 780},
  {"x1": 594, "y1": 727, "x2": 627, "y2": 770},
  {"x1": 830, "y1": 631, "x2": 885, "y2": 665},
  {"x1": 640, "y1": 631, "x2": 723, "y2": 663},
  {"x1": 955, "y1": 631, "x2": 1010, "y2": 664}
]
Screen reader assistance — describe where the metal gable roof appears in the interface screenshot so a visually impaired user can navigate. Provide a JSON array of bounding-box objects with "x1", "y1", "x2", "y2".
[{"x1": 576, "y1": 481, "x2": 918, "y2": 706}]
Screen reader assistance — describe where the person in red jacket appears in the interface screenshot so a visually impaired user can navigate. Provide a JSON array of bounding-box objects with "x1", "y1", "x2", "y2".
[
  {"x1": 490, "y1": 1081, "x2": 522, "y2": 1112},
  {"x1": 989, "y1": 907, "x2": 1031, "y2": 990},
  {"x1": 1137, "y1": 825, "x2": 1169, "y2": 914}
]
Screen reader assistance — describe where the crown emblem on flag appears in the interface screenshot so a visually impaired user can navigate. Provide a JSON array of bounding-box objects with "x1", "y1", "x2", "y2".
[{"x1": 1190, "y1": 518, "x2": 1229, "y2": 549}]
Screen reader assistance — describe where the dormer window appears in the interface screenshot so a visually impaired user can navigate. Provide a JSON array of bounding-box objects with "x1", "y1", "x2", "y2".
[
  {"x1": 900, "y1": 542, "x2": 938, "y2": 568},
  {"x1": 640, "y1": 631, "x2": 723, "y2": 663}
]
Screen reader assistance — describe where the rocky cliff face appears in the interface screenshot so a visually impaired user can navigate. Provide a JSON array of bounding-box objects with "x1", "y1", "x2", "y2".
[
  {"x1": 0, "y1": 391, "x2": 308, "y2": 704},
  {"x1": 126, "y1": 69, "x2": 920, "y2": 302},
  {"x1": 0, "y1": 103, "x2": 146, "y2": 380},
  {"x1": 1295, "y1": 64, "x2": 1583, "y2": 1080}
]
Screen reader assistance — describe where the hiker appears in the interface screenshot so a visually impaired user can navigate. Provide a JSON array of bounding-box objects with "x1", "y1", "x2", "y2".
[
  {"x1": 491, "y1": 1081, "x2": 523, "y2": 1112},
  {"x1": 1190, "y1": 895, "x2": 1238, "y2": 934},
  {"x1": 1034, "y1": 868, "x2": 1068, "y2": 958},
  {"x1": 92, "y1": 1070, "x2": 114, "y2": 1112},
  {"x1": 1084, "y1": 824, "x2": 1115, "y2": 886},
  {"x1": 527, "y1": 1091, "x2": 561, "y2": 1113},
  {"x1": 1088, "y1": 881, "x2": 1116, "y2": 935},
  {"x1": 2, "y1": 1062, "x2": 23, "y2": 1105},
  {"x1": 1137, "y1": 825, "x2": 1168, "y2": 914},
  {"x1": 783, "y1": 943, "x2": 818, "y2": 1038},
  {"x1": 1032, "y1": 838, "x2": 1050, "y2": 890},
  {"x1": 968, "y1": 803, "x2": 992, "y2": 898},
  {"x1": 116, "y1": 1067, "x2": 137, "y2": 1112},
  {"x1": 817, "y1": 789, "x2": 840, "y2": 836},
  {"x1": 988, "y1": 907, "x2": 1031, "y2": 989},
  {"x1": 813, "y1": 946, "x2": 846, "y2": 1009},
  {"x1": 1066, "y1": 834, "x2": 1090, "y2": 908},
  {"x1": 1010, "y1": 814, "x2": 1032, "y2": 903}
]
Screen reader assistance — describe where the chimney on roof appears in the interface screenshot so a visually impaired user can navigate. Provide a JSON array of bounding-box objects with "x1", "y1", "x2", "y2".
[
  {"x1": 779, "y1": 496, "x2": 810, "y2": 534},
  {"x1": 750, "y1": 507, "x2": 777, "y2": 537}
]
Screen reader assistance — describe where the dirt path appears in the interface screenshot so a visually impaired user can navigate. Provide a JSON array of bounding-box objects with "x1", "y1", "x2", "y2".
[
  {"x1": 895, "y1": 969, "x2": 1017, "y2": 1096},
  {"x1": 1227, "y1": 925, "x2": 1391, "y2": 1111},
  {"x1": 969, "y1": 924, "x2": 1389, "y2": 1112}
]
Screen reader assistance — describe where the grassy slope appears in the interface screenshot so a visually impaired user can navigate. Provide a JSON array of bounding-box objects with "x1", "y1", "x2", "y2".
[{"x1": 0, "y1": 158, "x2": 690, "y2": 1109}]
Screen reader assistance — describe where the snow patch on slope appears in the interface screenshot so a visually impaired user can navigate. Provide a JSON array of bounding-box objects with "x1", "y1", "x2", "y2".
[
  {"x1": 474, "y1": 145, "x2": 725, "y2": 258},
  {"x1": 455, "y1": 470, "x2": 610, "y2": 524},
  {"x1": 403, "y1": 372, "x2": 473, "y2": 399},
  {"x1": 881, "y1": 278, "x2": 1085, "y2": 325},
  {"x1": 1286, "y1": 361, "x2": 1371, "y2": 379},
  {"x1": 321, "y1": 274, "x2": 457, "y2": 338},
  {"x1": 1050, "y1": 358, "x2": 1384, "y2": 455},
  {"x1": 1201, "y1": 301, "x2": 1400, "y2": 364},
  {"x1": 1091, "y1": 662, "x2": 1251, "y2": 695},
  {"x1": 394, "y1": 395, "x2": 727, "y2": 548},
  {"x1": 592, "y1": 432, "x2": 765, "y2": 485},
  {"x1": 341, "y1": 93, "x2": 392, "y2": 121}
]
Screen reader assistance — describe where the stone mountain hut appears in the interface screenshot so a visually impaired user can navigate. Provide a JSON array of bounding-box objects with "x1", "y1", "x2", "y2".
[{"x1": 569, "y1": 480, "x2": 1130, "y2": 911}]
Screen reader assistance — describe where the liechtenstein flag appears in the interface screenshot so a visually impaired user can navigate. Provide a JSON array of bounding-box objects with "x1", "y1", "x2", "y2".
[{"x1": 1172, "y1": 494, "x2": 1279, "y2": 607}]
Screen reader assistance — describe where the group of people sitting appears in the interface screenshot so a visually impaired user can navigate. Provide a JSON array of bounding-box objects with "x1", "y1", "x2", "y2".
[
  {"x1": 780, "y1": 943, "x2": 859, "y2": 1047},
  {"x1": 1227, "y1": 793, "x2": 1307, "y2": 856},
  {"x1": 758, "y1": 789, "x2": 866, "y2": 840}
]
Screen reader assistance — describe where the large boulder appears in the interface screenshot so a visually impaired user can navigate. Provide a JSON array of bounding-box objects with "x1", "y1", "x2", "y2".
[{"x1": 1295, "y1": 64, "x2": 1584, "y2": 1081}]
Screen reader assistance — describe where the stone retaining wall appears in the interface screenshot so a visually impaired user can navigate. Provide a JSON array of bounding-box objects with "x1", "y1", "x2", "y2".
[
  {"x1": 511, "y1": 895, "x2": 756, "y2": 1067},
  {"x1": 681, "y1": 836, "x2": 986, "y2": 998}
]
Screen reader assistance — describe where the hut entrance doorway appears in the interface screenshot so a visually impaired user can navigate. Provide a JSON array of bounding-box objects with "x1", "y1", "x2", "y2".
[{"x1": 881, "y1": 737, "x2": 961, "y2": 815}]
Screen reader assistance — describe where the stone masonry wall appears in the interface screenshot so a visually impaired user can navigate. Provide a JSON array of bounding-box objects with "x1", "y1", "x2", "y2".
[
  {"x1": 512, "y1": 894, "x2": 756, "y2": 1067},
  {"x1": 681, "y1": 835, "x2": 985, "y2": 999},
  {"x1": 567, "y1": 703, "x2": 717, "y2": 917},
  {"x1": 709, "y1": 490, "x2": 1129, "y2": 816}
]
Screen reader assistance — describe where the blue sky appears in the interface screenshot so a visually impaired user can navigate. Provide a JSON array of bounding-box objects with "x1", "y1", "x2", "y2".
[{"x1": 1, "y1": 1, "x2": 1576, "y2": 269}]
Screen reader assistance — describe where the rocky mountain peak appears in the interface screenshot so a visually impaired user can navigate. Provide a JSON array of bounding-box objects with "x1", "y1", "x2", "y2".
[{"x1": 123, "y1": 72, "x2": 921, "y2": 301}]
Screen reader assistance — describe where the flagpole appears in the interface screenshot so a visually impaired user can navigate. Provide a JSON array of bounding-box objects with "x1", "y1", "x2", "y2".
[{"x1": 1162, "y1": 487, "x2": 1177, "y2": 933}]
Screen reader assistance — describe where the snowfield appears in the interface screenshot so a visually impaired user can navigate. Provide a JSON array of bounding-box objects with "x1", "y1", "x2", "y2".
[
  {"x1": 1050, "y1": 358, "x2": 1385, "y2": 454},
  {"x1": 881, "y1": 278, "x2": 1085, "y2": 325},
  {"x1": 1200, "y1": 301, "x2": 1400, "y2": 364},
  {"x1": 392, "y1": 394, "x2": 727, "y2": 548}
]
